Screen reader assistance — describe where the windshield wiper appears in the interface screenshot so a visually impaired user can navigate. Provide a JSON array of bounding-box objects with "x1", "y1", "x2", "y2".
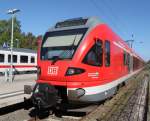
[
  {"x1": 51, "y1": 56, "x2": 60, "y2": 65},
  {"x1": 71, "y1": 34, "x2": 77, "y2": 50},
  {"x1": 51, "y1": 35, "x2": 77, "y2": 65}
]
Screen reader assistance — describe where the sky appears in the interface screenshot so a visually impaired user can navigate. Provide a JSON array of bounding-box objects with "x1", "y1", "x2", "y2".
[{"x1": 0, "y1": 0, "x2": 150, "y2": 61}]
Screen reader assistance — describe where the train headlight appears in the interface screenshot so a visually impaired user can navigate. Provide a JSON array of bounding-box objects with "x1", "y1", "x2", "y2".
[
  {"x1": 76, "y1": 88, "x2": 85, "y2": 98},
  {"x1": 66, "y1": 67, "x2": 85, "y2": 76}
]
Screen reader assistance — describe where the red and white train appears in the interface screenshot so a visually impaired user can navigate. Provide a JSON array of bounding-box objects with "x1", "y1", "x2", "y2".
[
  {"x1": 29, "y1": 17, "x2": 144, "y2": 109},
  {"x1": 0, "y1": 47, "x2": 37, "y2": 74}
]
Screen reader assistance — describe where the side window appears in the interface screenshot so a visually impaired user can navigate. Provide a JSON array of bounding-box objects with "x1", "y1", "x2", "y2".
[
  {"x1": 83, "y1": 39, "x2": 103, "y2": 66},
  {"x1": 0, "y1": 54, "x2": 4, "y2": 62},
  {"x1": 123, "y1": 51, "x2": 130, "y2": 66},
  {"x1": 105, "y1": 40, "x2": 110, "y2": 66},
  {"x1": 124, "y1": 51, "x2": 127, "y2": 65},
  {"x1": 8, "y1": 55, "x2": 17, "y2": 63},
  {"x1": 127, "y1": 53, "x2": 130, "y2": 65},
  {"x1": 31, "y1": 56, "x2": 35, "y2": 63},
  {"x1": 20, "y1": 55, "x2": 28, "y2": 63}
]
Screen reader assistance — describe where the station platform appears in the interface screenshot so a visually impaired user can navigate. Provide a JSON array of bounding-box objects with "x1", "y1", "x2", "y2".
[{"x1": 0, "y1": 74, "x2": 36, "y2": 108}]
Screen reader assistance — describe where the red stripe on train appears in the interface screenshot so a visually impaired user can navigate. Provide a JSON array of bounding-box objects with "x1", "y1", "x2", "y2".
[{"x1": 0, "y1": 65, "x2": 36, "y2": 68}]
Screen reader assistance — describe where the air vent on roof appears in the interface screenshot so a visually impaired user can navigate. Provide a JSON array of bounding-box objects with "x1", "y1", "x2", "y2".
[{"x1": 55, "y1": 18, "x2": 88, "y2": 28}]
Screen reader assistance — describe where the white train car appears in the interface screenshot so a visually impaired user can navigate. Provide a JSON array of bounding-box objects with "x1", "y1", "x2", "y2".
[{"x1": 0, "y1": 47, "x2": 37, "y2": 74}]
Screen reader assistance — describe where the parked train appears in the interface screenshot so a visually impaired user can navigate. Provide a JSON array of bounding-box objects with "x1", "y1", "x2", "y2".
[
  {"x1": 26, "y1": 17, "x2": 144, "y2": 110},
  {"x1": 0, "y1": 47, "x2": 37, "y2": 74}
]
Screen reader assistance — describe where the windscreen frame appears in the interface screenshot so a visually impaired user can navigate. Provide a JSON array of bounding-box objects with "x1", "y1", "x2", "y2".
[{"x1": 40, "y1": 28, "x2": 88, "y2": 60}]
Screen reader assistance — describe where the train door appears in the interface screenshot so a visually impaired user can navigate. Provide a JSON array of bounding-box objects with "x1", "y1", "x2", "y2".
[
  {"x1": 129, "y1": 55, "x2": 133, "y2": 73},
  {"x1": 102, "y1": 40, "x2": 112, "y2": 80},
  {"x1": 127, "y1": 53, "x2": 133, "y2": 73}
]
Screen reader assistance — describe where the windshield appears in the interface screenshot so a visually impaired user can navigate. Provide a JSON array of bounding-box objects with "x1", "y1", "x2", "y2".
[{"x1": 41, "y1": 28, "x2": 87, "y2": 60}]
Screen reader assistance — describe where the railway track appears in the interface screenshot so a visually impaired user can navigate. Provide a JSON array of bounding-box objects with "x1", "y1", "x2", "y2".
[
  {"x1": 0, "y1": 69, "x2": 149, "y2": 121},
  {"x1": 25, "y1": 103, "x2": 99, "y2": 121},
  {"x1": 0, "y1": 90, "x2": 24, "y2": 99},
  {"x1": 81, "y1": 69, "x2": 150, "y2": 121},
  {"x1": 103, "y1": 75, "x2": 149, "y2": 121},
  {"x1": 25, "y1": 70, "x2": 149, "y2": 121}
]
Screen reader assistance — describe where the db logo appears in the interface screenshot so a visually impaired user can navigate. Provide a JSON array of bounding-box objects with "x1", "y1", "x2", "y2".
[{"x1": 48, "y1": 66, "x2": 58, "y2": 75}]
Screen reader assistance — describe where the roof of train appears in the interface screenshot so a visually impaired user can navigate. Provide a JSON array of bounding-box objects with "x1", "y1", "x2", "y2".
[
  {"x1": 48, "y1": 16, "x2": 104, "y2": 32},
  {"x1": 46, "y1": 16, "x2": 144, "y2": 62},
  {"x1": 0, "y1": 47, "x2": 37, "y2": 54}
]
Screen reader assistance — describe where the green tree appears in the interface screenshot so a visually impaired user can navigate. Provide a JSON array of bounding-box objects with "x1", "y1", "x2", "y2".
[{"x1": 0, "y1": 18, "x2": 38, "y2": 50}]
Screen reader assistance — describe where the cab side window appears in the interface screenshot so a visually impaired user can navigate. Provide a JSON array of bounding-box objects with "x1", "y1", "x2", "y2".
[
  {"x1": 83, "y1": 39, "x2": 103, "y2": 66},
  {"x1": 105, "y1": 40, "x2": 110, "y2": 67}
]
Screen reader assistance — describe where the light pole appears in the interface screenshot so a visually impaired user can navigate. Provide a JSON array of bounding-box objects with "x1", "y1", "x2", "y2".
[
  {"x1": 125, "y1": 34, "x2": 134, "y2": 49},
  {"x1": 7, "y1": 9, "x2": 20, "y2": 82},
  {"x1": 125, "y1": 40, "x2": 134, "y2": 48},
  {"x1": 125, "y1": 35, "x2": 134, "y2": 73},
  {"x1": 16, "y1": 39, "x2": 19, "y2": 48}
]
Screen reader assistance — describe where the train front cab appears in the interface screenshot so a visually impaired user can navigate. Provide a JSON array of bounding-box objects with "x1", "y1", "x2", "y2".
[
  {"x1": 33, "y1": 17, "x2": 143, "y2": 108},
  {"x1": 36, "y1": 24, "x2": 119, "y2": 104}
]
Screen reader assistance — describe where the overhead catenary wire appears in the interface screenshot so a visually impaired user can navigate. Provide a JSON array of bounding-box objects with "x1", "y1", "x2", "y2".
[
  {"x1": 102, "y1": 0, "x2": 130, "y2": 36},
  {"x1": 88, "y1": 0, "x2": 130, "y2": 38}
]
